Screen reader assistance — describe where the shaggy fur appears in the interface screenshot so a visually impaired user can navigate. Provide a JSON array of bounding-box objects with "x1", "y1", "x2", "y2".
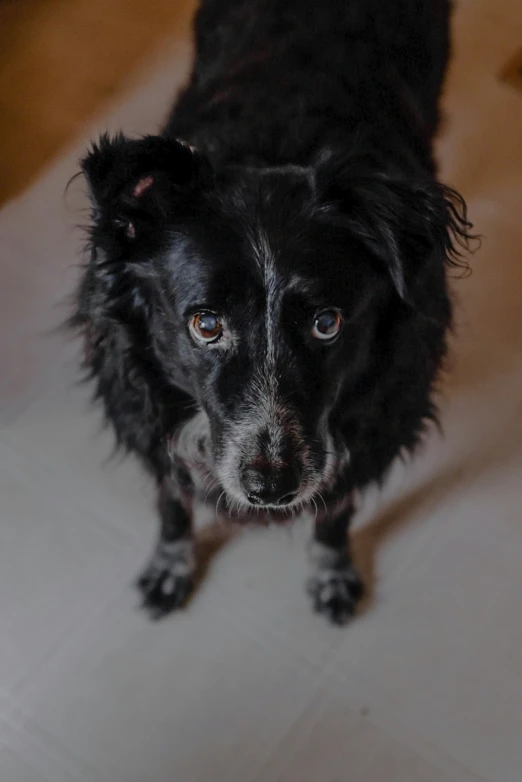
[{"x1": 71, "y1": 0, "x2": 473, "y2": 624}]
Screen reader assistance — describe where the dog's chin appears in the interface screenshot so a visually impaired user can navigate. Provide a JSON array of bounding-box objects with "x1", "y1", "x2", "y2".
[
  {"x1": 219, "y1": 487, "x2": 317, "y2": 524},
  {"x1": 231, "y1": 502, "x2": 306, "y2": 525}
]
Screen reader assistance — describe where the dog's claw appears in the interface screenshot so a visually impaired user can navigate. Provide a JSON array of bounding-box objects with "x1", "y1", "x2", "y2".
[{"x1": 307, "y1": 567, "x2": 364, "y2": 625}]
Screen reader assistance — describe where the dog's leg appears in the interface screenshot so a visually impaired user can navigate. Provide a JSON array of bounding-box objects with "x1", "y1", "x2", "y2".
[
  {"x1": 138, "y1": 473, "x2": 196, "y2": 619},
  {"x1": 307, "y1": 493, "x2": 363, "y2": 625}
]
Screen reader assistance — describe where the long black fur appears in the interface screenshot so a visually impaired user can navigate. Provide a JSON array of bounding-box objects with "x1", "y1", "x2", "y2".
[{"x1": 71, "y1": 0, "x2": 473, "y2": 624}]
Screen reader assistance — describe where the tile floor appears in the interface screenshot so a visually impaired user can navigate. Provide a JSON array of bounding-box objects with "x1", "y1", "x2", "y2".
[{"x1": 1, "y1": 2, "x2": 522, "y2": 780}]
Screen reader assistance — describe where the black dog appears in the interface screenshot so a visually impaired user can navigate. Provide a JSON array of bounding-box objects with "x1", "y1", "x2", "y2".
[{"x1": 72, "y1": 0, "x2": 472, "y2": 624}]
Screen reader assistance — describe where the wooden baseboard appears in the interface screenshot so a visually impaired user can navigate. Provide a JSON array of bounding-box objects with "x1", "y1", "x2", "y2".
[
  {"x1": 0, "y1": 0, "x2": 195, "y2": 205},
  {"x1": 499, "y1": 48, "x2": 522, "y2": 92}
]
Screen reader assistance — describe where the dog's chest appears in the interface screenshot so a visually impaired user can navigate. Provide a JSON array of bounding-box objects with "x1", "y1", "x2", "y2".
[{"x1": 172, "y1": 412, "x2": 215, "y2": 495}]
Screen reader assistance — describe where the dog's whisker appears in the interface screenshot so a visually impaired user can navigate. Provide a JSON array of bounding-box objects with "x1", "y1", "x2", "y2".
[
  {"x1": 316, "y1": 491, "x2": 328, "y2": 518},
  {"x1": 215, "y1": 490, "x2": 226, "y2": 521},
  {"x1": 203, "y1": 482, "x2": 217, "y2": 505}
]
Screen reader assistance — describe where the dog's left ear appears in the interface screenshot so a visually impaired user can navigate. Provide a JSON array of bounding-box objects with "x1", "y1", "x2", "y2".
[{"x1": 316, "y1": 155, "x2": 473, "y2": 302}]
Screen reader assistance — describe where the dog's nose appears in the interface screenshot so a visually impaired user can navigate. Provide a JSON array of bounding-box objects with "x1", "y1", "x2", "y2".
[{"x1": 241, "y1": 465, "x2": 301, "y2": 507}]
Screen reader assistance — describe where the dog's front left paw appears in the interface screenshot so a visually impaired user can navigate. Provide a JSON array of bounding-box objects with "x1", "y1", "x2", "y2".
[{"x1": 137, "y1": 539, "x2": 195, "y2": 620}]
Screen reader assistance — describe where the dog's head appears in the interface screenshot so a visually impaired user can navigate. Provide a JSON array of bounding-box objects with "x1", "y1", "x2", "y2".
[{"x1": 82, "y1": 134, "x2": 471, "y2": 511}]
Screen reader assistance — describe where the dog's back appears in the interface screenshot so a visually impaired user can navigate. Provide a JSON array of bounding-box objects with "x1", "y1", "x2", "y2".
[{"x1": 167, "y1": 0, "x2": 451, "y2": 171}]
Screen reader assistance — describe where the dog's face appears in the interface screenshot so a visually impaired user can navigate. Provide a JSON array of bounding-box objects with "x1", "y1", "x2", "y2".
[{"x1": 83, "y1": 134, "x2": 468, "y2": 510}]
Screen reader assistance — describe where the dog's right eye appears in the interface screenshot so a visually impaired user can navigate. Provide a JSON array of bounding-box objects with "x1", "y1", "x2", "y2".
[{"x1": 189, "y1": 312, "x2": 223, "y2": 344}]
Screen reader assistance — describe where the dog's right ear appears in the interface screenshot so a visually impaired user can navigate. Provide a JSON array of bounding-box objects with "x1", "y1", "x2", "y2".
[{"x1": 82, "y1": 132, "x2": 213, "y2": 218}]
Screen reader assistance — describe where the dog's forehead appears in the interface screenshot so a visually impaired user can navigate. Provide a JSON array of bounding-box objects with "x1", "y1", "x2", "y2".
[
  {"x1": 241, "y1": 165, "x2": 316, "y2": 221},
  {"x1": 228, "y1": 167, "x2": 320, "y2": 279},
  {"x1": 164, "y1": 164, "x2": 355, "y2": 311},
  {"x1": 172, "y1": 170, "x2": 316, "y2": 278}
]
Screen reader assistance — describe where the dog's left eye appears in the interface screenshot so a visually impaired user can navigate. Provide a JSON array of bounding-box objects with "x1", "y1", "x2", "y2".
[
  {"x1": 312, "y1": 309, "x2": 343, "y2": 341},
  {"x1": 189, "y1": 312, "x2": 223, "y2": 344}
]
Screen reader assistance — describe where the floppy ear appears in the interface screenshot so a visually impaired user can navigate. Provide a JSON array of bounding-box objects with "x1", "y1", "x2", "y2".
[
  {"x1": 82, "y1": 133, "x2": 213, "y2": 223},
  {"x1": 316, "y1": 155, "x2": 474, "y2": 302}
]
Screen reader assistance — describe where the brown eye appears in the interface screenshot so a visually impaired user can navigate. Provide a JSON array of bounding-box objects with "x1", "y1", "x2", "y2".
[
  {"x1": 190, "y1": 312, "x2": 223, "y2": 344},
  {"x1": 312, "y1": 309, "x2": 342, "y2": 341}
]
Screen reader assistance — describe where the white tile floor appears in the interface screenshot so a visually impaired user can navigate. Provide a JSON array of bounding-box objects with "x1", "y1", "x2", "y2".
[{"x1": 1, "y1": 3, "x2": 522, "y2": 780}]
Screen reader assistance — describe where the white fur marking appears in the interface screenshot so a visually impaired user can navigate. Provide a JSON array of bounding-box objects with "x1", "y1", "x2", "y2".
[
  {"x1": 308, "y1": 541, "x2": 347, "y2": 570},
  {"x1": 154, "y1": 538, "x2": 195, "y2": 575}
]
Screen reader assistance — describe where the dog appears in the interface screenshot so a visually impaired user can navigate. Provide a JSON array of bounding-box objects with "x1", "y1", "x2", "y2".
[{"x1": 71, "y1": 0, "x2": 473, "y2": 624}]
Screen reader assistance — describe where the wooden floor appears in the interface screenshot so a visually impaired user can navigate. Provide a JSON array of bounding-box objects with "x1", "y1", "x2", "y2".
[{"x1": 0, "y1": 0, "x2": 195, "y2": 206}]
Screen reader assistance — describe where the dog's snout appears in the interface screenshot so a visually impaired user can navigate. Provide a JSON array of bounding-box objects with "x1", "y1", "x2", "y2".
[{"x1": 241, "y1": 463, "x2": 301, "y2": 507}]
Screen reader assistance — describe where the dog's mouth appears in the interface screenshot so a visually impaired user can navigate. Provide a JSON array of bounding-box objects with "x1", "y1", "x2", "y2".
[{"x1": 217, "y1": 492, "x2": 311, "y2": 524}]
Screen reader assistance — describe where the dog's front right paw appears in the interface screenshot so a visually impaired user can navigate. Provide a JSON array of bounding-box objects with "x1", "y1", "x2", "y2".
[
  {"x1": 307, "y1": 567, "x2": 363, "y2": 625},
  {"x1": 137, "y1": 539, "x2": 195, "y2": 620}
]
